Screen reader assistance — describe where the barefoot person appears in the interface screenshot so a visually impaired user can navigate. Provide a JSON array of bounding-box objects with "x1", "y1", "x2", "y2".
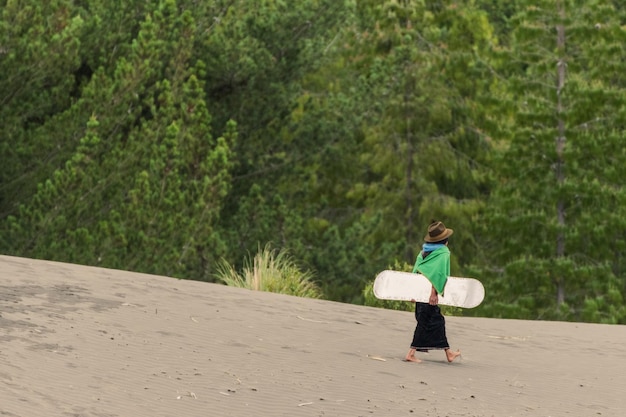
[{"x1": 405, "y1": 220, "x2": 461, "y2": 363}]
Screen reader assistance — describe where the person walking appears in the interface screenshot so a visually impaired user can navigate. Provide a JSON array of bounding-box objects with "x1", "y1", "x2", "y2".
[{"x1": 405, "y1": 220, "x2": 461, "y2": 363}]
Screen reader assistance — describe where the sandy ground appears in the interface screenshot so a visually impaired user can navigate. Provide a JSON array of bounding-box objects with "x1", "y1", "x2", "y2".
[{"x1": 1, "y1": 254, "x2": 625, "y2": 417}]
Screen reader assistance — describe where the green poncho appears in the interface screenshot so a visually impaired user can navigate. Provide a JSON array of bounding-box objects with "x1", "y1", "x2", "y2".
[{"x1": 412, "y1": 246, "x2": 450, "y2": 295}]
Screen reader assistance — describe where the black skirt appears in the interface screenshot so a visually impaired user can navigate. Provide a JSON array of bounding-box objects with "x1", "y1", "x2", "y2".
[{"x1": 410, "y1": 302, "x2": 450, "y2": 351}]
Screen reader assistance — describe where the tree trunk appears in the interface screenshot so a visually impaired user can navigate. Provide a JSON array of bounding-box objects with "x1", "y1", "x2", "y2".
[
  {"x1": 555, "y1": 0, "x2": 566, "y2": 305},
  {"x1": 405, "y1": 83, "x2": 414, "y2": 262}
]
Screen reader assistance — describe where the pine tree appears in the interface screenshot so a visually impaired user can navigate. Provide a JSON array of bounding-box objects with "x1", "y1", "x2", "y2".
[
  {"x1": 2, "y1": 1, "x2": 235, "y2": 280},
  {"x1": 345, "y1": 0, "x2": 493, "y2": 266},
  {"x1": 0, "y1": 0, "x2": 83, "y2": 215},
  {"x1": 479, "y1": 0, "x2": 626, "y2": 323}
]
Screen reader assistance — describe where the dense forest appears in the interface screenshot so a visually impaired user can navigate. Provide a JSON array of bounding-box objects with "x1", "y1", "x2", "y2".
[{"x1": 2, "y1": 0, "x2": 626, "y2": 323}]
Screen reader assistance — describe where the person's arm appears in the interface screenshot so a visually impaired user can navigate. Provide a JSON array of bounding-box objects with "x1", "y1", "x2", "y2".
[{"x1": 429, "y1": 285, "x2": 438, "y2": 305}]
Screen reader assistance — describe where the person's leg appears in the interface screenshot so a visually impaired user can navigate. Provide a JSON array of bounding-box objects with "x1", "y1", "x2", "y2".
[
  {"x1": 405, "y1": 303, "x2": 427, "y2": 362},
  {"x1": 427, "y1": 306, "x2": 461, "y2": 362}
]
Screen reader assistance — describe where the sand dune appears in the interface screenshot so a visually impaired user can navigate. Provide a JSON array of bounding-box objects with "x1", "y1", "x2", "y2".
[{"x1": 1, "y1": 254, "x2": 625, "y2": 416}]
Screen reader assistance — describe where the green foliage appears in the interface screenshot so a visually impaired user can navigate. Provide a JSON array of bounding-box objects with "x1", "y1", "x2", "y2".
[
  {"x1": 1, "y1": 1, "x2": 235, "y2": 280},
  {"x1": 2, "y1": 0, "x2": 626, "y2": 323},
  {"x1": 474, "y1": 0, "x2": 626, "y2": 323},
  {"x1": 0, "y1": 0, "x2": 84, "y2": 214},
  {"x1": 340, "y1": 0, "x2": 493, "y2": 265},
  {"x1": 215, "y1": 244, "x2": 322, "y2": 299}
]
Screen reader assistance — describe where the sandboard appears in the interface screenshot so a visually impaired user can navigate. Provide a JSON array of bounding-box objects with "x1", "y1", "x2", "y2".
[{"x1": 373, "y1": 270, "x2": 485, "y2": 308}]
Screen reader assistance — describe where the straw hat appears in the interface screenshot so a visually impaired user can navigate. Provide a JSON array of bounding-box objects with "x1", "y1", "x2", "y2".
[{"x1": 424, "y1": 220, "x2": 454, "y2": 242}]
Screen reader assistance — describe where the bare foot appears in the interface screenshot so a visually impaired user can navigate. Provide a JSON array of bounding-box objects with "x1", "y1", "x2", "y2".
[
  {"x1": 445, "y1": 349, "x2": 461, "y2": 363},
  {"x1": 404, "y1": 355, "x2": 422, "y2": 363},
  {"x1": 404, "y1": 348, "x2": 422, "y2": 363}
]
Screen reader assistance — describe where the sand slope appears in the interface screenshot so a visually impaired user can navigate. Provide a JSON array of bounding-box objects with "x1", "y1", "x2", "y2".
[{"x1": 1, "y1": 255, "x2": 625, "y2": 416}]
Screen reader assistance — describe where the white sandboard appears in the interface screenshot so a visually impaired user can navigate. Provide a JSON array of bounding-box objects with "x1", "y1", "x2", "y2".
[{"x1": 373, "y1": 270, "x2": 485, "y2": 308}]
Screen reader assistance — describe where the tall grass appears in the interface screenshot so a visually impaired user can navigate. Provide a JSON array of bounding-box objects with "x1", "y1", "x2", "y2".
[{"x1": 215, "y1": 244, "x2": 322, "y2": 299}]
